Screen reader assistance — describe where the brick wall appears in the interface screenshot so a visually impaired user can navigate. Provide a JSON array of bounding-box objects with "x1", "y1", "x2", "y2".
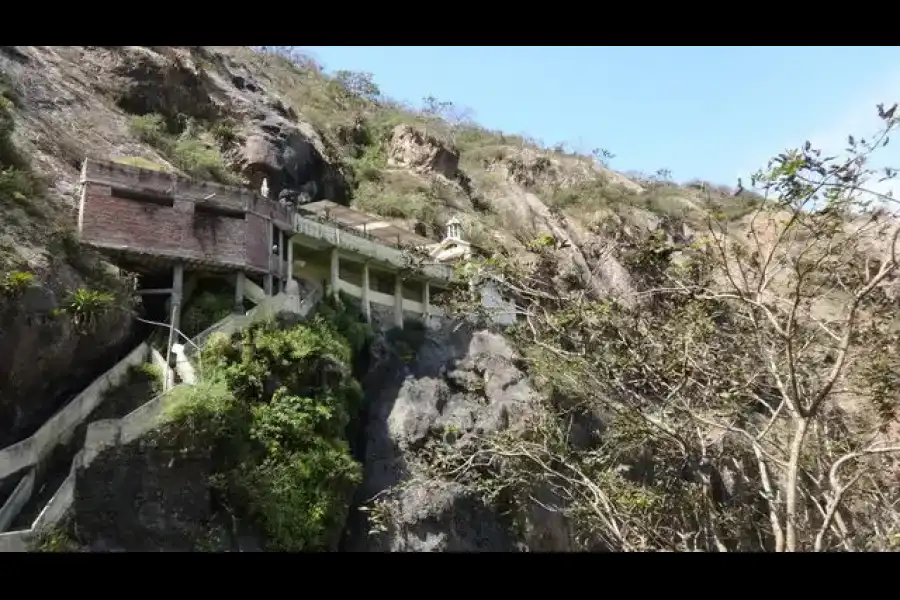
[
  {"x1": 79, "y1": 182, "x2": 248, "y2": 268},
  {"x1": 82, "y1": 160, "x2": 253, "y2": 214}
]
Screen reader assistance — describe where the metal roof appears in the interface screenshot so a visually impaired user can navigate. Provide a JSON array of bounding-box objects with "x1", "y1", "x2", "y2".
[{"x1": 299, "y1": 200, "x2": 438, "y2": 249}]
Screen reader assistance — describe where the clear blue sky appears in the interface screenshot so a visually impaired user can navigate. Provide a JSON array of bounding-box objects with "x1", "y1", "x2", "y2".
[{"x1": 302, "y1": 46, "x2": 900, "y2": 188}]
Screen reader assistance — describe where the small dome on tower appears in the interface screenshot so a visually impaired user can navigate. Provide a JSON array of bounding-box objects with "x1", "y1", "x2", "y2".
[{"x1": 444, "y1": 217, "x2": 462, "y2": 241}]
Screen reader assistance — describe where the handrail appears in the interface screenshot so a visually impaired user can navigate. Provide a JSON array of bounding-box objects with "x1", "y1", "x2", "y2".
[
  {"x1": 293, "y1": 213, "x2": 455, "y2": 282},
  {"x1": 134, "y1": 315, "x2": 203, "y2": 383},
  {"x1": 297, "y1": 209, "x2": 437, "y2": 254}
]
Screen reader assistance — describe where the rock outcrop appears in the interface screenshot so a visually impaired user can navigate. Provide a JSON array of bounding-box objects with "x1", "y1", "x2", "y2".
[
  {"x1": 387, "y1": 124, "x2": 460, "y2": 180},
  {"x1": 344, "y1": 323, "x2": 574, "y2": 552}
]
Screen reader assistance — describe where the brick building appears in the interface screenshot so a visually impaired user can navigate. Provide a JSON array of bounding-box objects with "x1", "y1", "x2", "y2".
[{"x1": 78, "y1": 159, "x2": 293, "y2": 291}]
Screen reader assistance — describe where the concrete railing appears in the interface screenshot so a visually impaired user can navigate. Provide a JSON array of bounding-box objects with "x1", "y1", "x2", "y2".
[
  {"x1": 189, "y1": 285, "x2": 322, "y2": 357},
  {"x1": 0, "y1": 282, "x2": 323, "y2": 551},
  {"x1": 0, "y1": 382, "x2": 178, "y2": 552},
  {"x1": 334, "y1": 280, "x2": 443, "y2": 318},
  {"x1": 0, "y1": 470, "x2": 34, "y2": 532},
  {"x1": 0, "y1": 346, "x2": 176, "y2": 550},
  {"x1": 294, "y1": 214, "x2": 455, "y2": 283},
  {"x1": 0, "y1": 343, "x2": 151, "y2": 482}
]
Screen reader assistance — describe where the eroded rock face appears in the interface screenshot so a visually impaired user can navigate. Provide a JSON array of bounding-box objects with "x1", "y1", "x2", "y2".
[
  {"x1": 387, "y1": 125, "x2": 460, "y2": 180},
  {"x1": 0, "y1": 284, "x2": 132, "y2": 448},
  {"x1": 108, "y1": 47, "x2": 220, "y2": 123},
  {"x1": 344, "y1": 322, "x2": 574, "y2": 552},
  {"x1": 70, "y1": 432, "x2": 229, "y2": 552},
  {"x1": 237, "y1": 128, "x2": 336, "y2": 200}
]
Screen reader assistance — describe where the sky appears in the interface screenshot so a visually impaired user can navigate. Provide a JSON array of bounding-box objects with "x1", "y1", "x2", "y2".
[{"x1": 301, "y1": 46, "x2": 900, "y2": 191}]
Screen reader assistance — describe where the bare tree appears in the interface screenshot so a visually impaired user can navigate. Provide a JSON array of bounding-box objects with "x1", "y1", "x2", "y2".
[{"x1": 385, "y1": 104, "x2": 900, "y2": 552}]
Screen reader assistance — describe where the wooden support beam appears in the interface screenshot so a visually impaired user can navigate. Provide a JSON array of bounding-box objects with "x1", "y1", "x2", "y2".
[{"x1": 135, "y1": 288, "x2": 174, "y2": 295}]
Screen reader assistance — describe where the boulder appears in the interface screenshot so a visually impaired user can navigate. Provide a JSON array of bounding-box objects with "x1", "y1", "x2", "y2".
[
  {"x1": 387, "y1": 125, "x2": 460, "y2": 180},
  {"x1": 344, "y1": 323, "x2": 575, "y2": 552}
]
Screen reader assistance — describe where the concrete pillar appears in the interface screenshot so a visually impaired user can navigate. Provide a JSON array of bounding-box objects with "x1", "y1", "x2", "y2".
[
  {"x1": 234, "y1": 272, "x2": 246, "y2": 314},
  {"x1": 393, "y1": 274, "x2": 404, "y2": 329},
  {"x1": 330, "y1": 247, "x2": 340, "y2": 300},
  {"x1": 281, "y1": 230, "x2": 288, "y2": 292},
  {"x1": 361, "y1": 262, "x2": 371, "y2": 323},
  {"x1": 423, "y1": 280, "x2": 430, "y2": 323},
  {"x1": 165, "y1": 263, "x2": 184, "y2": 376},
  {"x1": 265, "y1": 221, "x2": 274, "y2": 296},
  {"x1": 287, "y1": 236, "x2": 294, "y2": 284}
]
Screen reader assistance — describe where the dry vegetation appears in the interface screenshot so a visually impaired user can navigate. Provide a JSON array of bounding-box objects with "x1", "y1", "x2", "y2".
[
  {"x1": 5, "y1": 45, "x2": 898, "y2": 552},
  {"x1": 237, "y1": 46, "x2": 761, "y2": 250},
  {"x1": 202, "y1": 50, "x2": 900, "y2": 552},
  {"x1": 412, "y1": 104, "x2": 900, "y2": 552}
]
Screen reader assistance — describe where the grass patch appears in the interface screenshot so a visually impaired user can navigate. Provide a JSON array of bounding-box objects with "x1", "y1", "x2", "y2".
[
  {"x1": 128, "y1": 113, "x2": 243, "y2": 185},
  {"x1": 34, "y1": 521, "x2": 80, "y2": 552},
  {"x1": 353, "y1": 174, "x2": 437, "y2": 223},
  {"x1": 112, "y1": 156, "x2": 171, "y2": 172}
]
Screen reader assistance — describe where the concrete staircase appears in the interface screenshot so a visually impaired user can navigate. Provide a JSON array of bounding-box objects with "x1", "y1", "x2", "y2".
[{"x1": 0, "y1": 281, "x2": 322, "y2": 551}]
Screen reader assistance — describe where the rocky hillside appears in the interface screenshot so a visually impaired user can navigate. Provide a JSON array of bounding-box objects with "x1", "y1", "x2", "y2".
[
  {"x1": 3, "y1": 46, "x2": 899, "y2": 552},
  {"x1": 0, "y1": 45, "x2": 754, "y2": 444}
]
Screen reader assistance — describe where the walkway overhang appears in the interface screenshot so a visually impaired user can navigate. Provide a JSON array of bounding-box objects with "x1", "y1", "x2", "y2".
[{"x1": 292, "y1": 201, "x2": 453, "y2": 284}]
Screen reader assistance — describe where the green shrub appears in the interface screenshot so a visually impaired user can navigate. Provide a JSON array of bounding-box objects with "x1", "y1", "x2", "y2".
[
  {"x1": 210, "y1": 120, "x2": 238, "y2": 148},
  {"x1": 181, "y1": 290, "x2": 234, "y2": 339},
  {"x1": 63, "y1": 288, "x2": 116, "y2": 331},
  {"x1": 168, "y1": 310, "x2": 368, "y2": 551},
  {"x1": 0, "y1": 270, "x2": 34, "y2": 296},
  {"x1": 172, "y1": 138, "x2": 237, "y2": 183},
  {"x1": 129, "y1": 114, "x2": 172, "y2": 149},
  {"x1": 128, "y1": 113, "x2": 242, "y2": 185}
]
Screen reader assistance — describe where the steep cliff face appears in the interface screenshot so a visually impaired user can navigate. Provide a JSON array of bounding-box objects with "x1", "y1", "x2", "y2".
[
  {"x1": 0, "y1": 46, "x2": 763, "y2": 551},
  {"x1": 342, "y1": 321, "x2": 573, "y2": 552}
]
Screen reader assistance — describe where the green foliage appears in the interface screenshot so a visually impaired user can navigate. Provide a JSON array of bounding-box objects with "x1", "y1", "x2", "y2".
[
  {"x1": 316, "y1": 294, "x2": 374, "y2": 355},
  {"x1": 1, "y1": 269, "x2": 34, "y2": 296},
  {"x1": 62, "y1": 288, "x2": 116, "y2": 331},
  {"x1": 136, "y1": 362, "x2": 165, "y2": 394},
  {"x1": 129, "y1": 113, "x2": 171, "y2": 147},
  {"x1": 128, "y1": 113, "x2": 242, "y2": 185},
  {"x1": 181, "y1": 289, "x2": 234, "y2": 339},
  {"x1": 210, "y1": 119, "x2": 238, "y2": 148},
  {"x1": 34, "y1": 522, "x2": 79, "y2": 553},
  {"x1": 332, "y1": 70, "x2": 381, "y2": 102},
  {"x1": 346, "y1": 143, "x2": 388, "y2": 185},
  {"x1": 167, "y1": 309, "x2": 368, "y2": 551},
  {"x1": 0, "y1": 166, "x2": 37, "y2": 213}
]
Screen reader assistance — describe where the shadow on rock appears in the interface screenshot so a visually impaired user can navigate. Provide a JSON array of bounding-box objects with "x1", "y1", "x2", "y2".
[{"x1": 342, "y1": 317, "x2": 544, "y2": 552}]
